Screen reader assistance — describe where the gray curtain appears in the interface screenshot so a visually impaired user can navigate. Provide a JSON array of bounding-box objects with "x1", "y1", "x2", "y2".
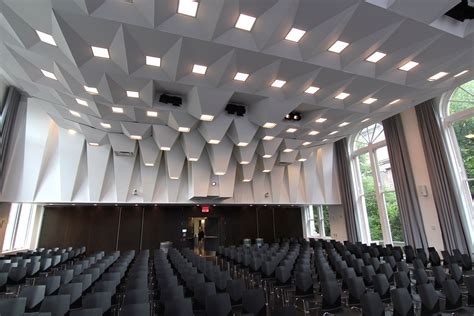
[
  {"x1": 382, "y1": 114, "x2": 428, "y2": 249},
  {"x1": 335, "y1": 138, "x2": 359, "y2": 242},
  {"x1": 415, "y1": 99, "x2": 470, "y2": 253}
]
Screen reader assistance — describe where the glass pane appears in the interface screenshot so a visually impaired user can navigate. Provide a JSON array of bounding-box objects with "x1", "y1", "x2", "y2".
[
  {"x1": 384, "y1": 191, "x2": 404, "y2": 243},
  {"x1": 358, "y1": 153, "x2": 383, "y2": 242},
  {"x1": 13, "y1": 204, "x2": 32, "y2": 249},
  {"x1": 322, "y1": 205, "x2": 331, "y2": 237},
  {"x1": 376, "y1": 146, "x2": 395, "y2": 192},
  {"x1": 2, "y1": 204, "x2": 19, "y2": 252},
  {"x1": 449, "y1": 80, "x2": 474, "y2": 115},
  {"x1": 452, "y1": 116, "x2": 474, "y2": 180},
  {"x1": 354, "y1": 123, "x2": 385, "y2": 151},
  {"x1": 312, "y1": 206, "x2": 320, "y2": 235}
]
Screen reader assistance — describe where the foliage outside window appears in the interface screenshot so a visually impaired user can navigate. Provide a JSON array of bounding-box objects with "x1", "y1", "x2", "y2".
[
  {"x1": 2, "y1": 203, "x2": 37, "y2": 252},
  {"x1": 351, "y1": 123, "x2": 404, "y2": 245},
  {"x1": 304, "y1": 205, "x2": 331, "y2": 238}
]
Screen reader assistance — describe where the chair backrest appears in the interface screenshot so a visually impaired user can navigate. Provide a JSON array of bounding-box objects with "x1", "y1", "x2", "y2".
[
  {"x1": 58, "y1": 282, "x2": 83, "y2": 305},
  {"x1": 39, "y1": 294, "x2": 71, "y2": 316},
  {"x1": 394, "y1": 271, "x2": 410, "y2": 291},
  {"x1": 206, "y1": 293, "x2": 232, "y2": 316},
  {"x1": 194, "y1": 282, "x2": 216, "y2": 306},
  {"x1": 347, "y1": 276, "x2": 366, "y2": 304},
  {"x1": 391, "y1": 288, "x2": 414, "y2": 316},
  {"x1": 449, "y1": 263, "x2": 463, "y2": 284},
  {"x1": 226, "y1": 279, "x2": 245, "y2": 304},
  {"x1": 360, "y1": 292, "x2": 384, "y2": 316},
  {"x1": 70, "y1": 307, "x2": 103, "y2": 316},
  {"x1": 413, "y1": 269, "x2": 428, "y2": 285},
  {"x1": 373, "y1": 274, "x2": 390, "y2": 299},
  {"x1": 0, "y1": 297, "x2": 27, "y2": 316},
  {"x1": 36, "y1": 275, "x2": 61, "y2": 296},
  {"x1": 242, "y1": 288, "x2": 266, "y2": 316},
  {"x1": 119, "y1": 303, "x2": 150, "y2": 316},
  {"x1": 8, "y1": 267, "x2": 27, "y2": 283},
  {"x1": 82, "y1": 291, "x2": 112, "y2": 314},
  {"x1": 164, "y1": 298, "x2": 192, "y2": 316},
  {"x1": 417, "y1": 283, "x2": 440, "y2": 315},
  {"x1": 94, "y1": 280, "x2": 117, "y2": 295},
  {"x1": 362, "y1": 265, "x2": 375, "y2": 285},
  {"x1": 123, "y1": 289, "x2": 149, "y2": 305},
  {"x1": 56, "y1": 269, "x2": 73, "y2": 285},
  {"x1": 19, "y1": 285, "x2": 46, "y2": 310},
  {"x1": 442, "y1": 279, "x2": 462, "y2": 311}
]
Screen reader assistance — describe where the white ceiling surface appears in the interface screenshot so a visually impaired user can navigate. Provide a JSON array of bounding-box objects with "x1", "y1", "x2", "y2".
[{"x1": 0, "y1": 0, "x2": 473, "y2": 203}]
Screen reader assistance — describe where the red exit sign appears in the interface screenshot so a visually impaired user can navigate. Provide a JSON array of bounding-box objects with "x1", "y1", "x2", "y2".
[{"x1": 201, "y1": 205, "x2": 209, "y2": 213}]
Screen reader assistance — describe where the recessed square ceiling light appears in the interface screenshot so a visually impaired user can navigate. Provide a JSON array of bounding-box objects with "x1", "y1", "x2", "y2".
[
  {"x1": 338, "y1": 122, "x2": 350, "y2": 127},
  {"x1": 68, "y1": 129, "x2": 77, "y2": 135},
  {"x1": 298, "y1": 158, "x2": 307, "y2": 162},
  {"x1": 200, "y1": 114, "x2": 214, "y2": 121},
  {"x1": 208, "y1": 139, "x2": 220, "y2": 144},
  {"x1": 262, "y1": 136, "x2": 275, "y2": 141},
  {"x1": 177, "y1": 0, "x2": 198, "y2": 17},
  {"x1": 235, "y1": 14, "x2": 256, "y2": 31},
  {"x1": 285, "y1": 28, "x2": 306, "y2": 42},
  {"x1": 188, "y1": 157, "x2": 198, "y2": 161},
  {"x1": 308, "y1": 130, "x2": 319, "y2": 136},
  {"x1": 89, "y1": 142, "x2": 99, "y2": 146},
  {"x1": 112, "y1": 107, "x2": 123, "y2": 113},
  {"x1": 328, "y1": 131, "x2": 339, "y2": 135},
  {"x1": 69, "y1": 110, "x2": 81, "y2": 117},
  {"x1": 145, "y1": 163, "x2": 154, "y2": 167},
  {"x1": 303, "y1": 141, "x2": 312, "y2": 146},
  {"x1": 322, "y1": 139, "x2": 328, "y2": 142},
  {"x1": 263, "y1": 122, "x2": 276, "y2": 129},
  {"x1": 335, "y1": 92, "x2": 350, "y2": 100},
  {"x1": 454, "y1": 70, "x2": 469, "y2": 77},
  {"x1": 242, "y1": 179, "x2": 252, "y2": 182},
  {"x1": 215, "y1": 172, "x2": 226, "y2": 175},
  {"x1": 100, "y1": 122, "x2": 111, "y2": 129},
  {"x1": 146, "y1": 56, "x2": 161, "y2": 67},
  {"x1": 427, "y1": 72, "x2": 449, "y2": 81},
  {"x1": 41, "y1": 69, "x2": 57, "y2": 80},
  {"x1": 262, "y1": 154, "x2": 272, "y2": 158},
  {"x1": 328, "y1": 40, "x2": 349, "y2": 53},
  {"x1": 76, "y1": 98, "x2": 88, "y2": 106},
  {"x1": 286, "y1": 128, "x2": 297, "y2": 133},
  {"x1": 262, "y1": 169, "x2": 271, "y2": 173},
  {"x1": 237, "y1": 142, "x2": 248, "y2": 147},
  {"x1": 363, "y1": 98, "x2": 377, "y2": 104},
  {"x1": 130, "y1": 135, "x2": 142, "y2": 140},
  {"x1": 126, "y1": 91, "x2": 139, "y2": 98},
  {"x1": 84, "y1": 86, "x2": 98, "y2": 95},
  {"x1": 362, "y1": 118, "x2": 370, "y2": 123},
  {"x1": 91, "y1": 46, "x2": 110, "y2": 58},
  {"x1": 315, "y1": 118, "x2": 327, "y2": 123},
  {"x1": 305, "y1": 86, "x2": 320, "y2": 94},
  {"x1": 366, "y1": 51, "x2": 386, "y2": 63},
  {"x1": 36, "y1": 30, "x2": 56, "y2": 46},
  {"x1": 271, "y1": 79, "x2": 286, "y2": 88},
  {"x1": 283, "y1": 148, "x2": 294, "y2": 153},
  {"x1": 389, "y1": 99, "x2": 400, "y2": 105},
  {"x1": 147, "y1": 111, "x2": 158, "y2": 117},
  {"x1": 234, "y1": 72, "x2": 249, "y2": 81},
  {"x1": 170, "y1": 176, "x2": 179, "y2": 179},
  {"x1": 161, "y1": 146, "x2": 171, "y2": 151},
  {"x1": 399, "y1": 61, "x2": 418, "y2": 71},
  {"x1": 178, "y1": 127, "x2": 191, "y2": 132},
  {"x1": 240, "y1": 161, "x2": 250, "y2": 165},
  {"x1": 192, "y1": 64, "x2": 207, "y2": 74}
]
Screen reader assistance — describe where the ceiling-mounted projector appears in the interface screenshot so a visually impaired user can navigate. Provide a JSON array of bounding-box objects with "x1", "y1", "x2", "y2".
[
  {"x1": 159, "y1": 94, "x2": 182, "y2": 106},
  {"x1": 225, "y1": 103, "x2": 246, "y2": 116}
]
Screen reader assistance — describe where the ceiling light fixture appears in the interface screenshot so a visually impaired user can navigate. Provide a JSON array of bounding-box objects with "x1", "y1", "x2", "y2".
[
  {"x1": 328, "y1": 40, "x2": 349, "y2": 53},
  {"x1": 112, "y1": 107, "x2": 123, "y2": 113},
  {"x1": 235, "y1": 14, "x2": 256, "y2": 31},
  {"x1": 286, "y1": 128, "x2": 297, "y2": 133},
  {"x1": 234, "y1": 72, "x2": 249, "y2": 81},
  {"x1": 315, "y1": 118, "x2": 327, "y2": 123},
  {"x1": 322, "y1": 139, "x2": 328, "y2": 142},
  {"x1": 145, "y1": 163, "x2": 154, "y2": 167},
  {"x1": 262, "y1": 169, "x2": 271, "y2": 173},
  {"x1": 283, "y1": 148, "x2": 294, "y2": 153},
  {"x1": 285, "y1": 28, "x2": 306, "y2": 42},
  {"x1": 263, "y1": 122, "x2": 276, "y2": 129},
  {"x1": 160, "y1": 146, "x2": 171, "y2": 151},
  {"x1": 68, "y1": 129, "x2": 77, "y2": 135},
  {"x1": 41, "y1": 69, "x2": 57, "y2": 80},
  {"x1": 69, "y1": 110, "x2": 81, "y2": 117},
  {"x1": 262, "y1": 154, "x2": 272, "y2": 158},
  {"x1": 303, "y1": 141, "x2": 312, "y2": 146},
  {"x1": 366, "y1": 51, "x2": 386, "y2": 63},
  {"x1": 208, "y1": 139, "x2": 220, "y2": 144},
  {"x1": 36, "y1": 30, "x2": 56, "y2": 46},
  {"x1": 454, "y1": 70, "x2": 469, "y2": 77},
  {"x1": 170, "y1": 176, "x2": 179, "y2": 180},
  {"x1": 271, "y1": 79, "x2": 286, "y2": 88},
  {"x1": 146, "y1": 56, "x2": 161, "y2": 67},
  {"x1": 328, "y1": 131, "x2": 339, "y2": 135},
  {"x1": 262, "y1": 136, "x2": 274, "y2": 141},
  {"x1": 200, "y1": 114, "x2": 214, "y2": 121},
  {"x1": 100, "y1": 122, "x2": 111, "y2": 129},
  {"x1": 84, "y1": 86, "x2": 98, "y2": 94},
  {"x1": 147, "y1": 111, "x2": 158, "y2": 117},
  {"x1": 305, "y1": 86, "x2": 320, "y2": 94},
  {"x1": 130, "y1": 135, "x2": 142, "y2": 140},
  {"x1": 76, "y1": 98, "x2": 88, "y2": 106},
  {"x1": 89, "y1": 142, "x2": 99, "y2": 146},
  {"x1": 126, "y1": 90, "x2": 139, "y2": 98},
  {"x1": 308, "y1": 130, "x2": 319, "y2": 136},
  {"x1": 389, "y1": 99, "x2": 400, "y2": 105},
  {"x1": 192, "y1": 64, "x2": 207, "y2": 74},
  {"x1": 91, "y1": 46, "x2": 110, "y2": 58},
  {"x1": 335, "y1": 92, "x2": 350, "y2": 100},
  {"x1": 178, "y1": 127, "x2": 190, "y2": 133},
  {"x1": 242, "y1": 179, "x2": 252, "y2": 182},
  {"x1": 177, "y1": 0, "x2": 199, "y2": 17},
  {"x1": 338, "y1": 122, "x2": 350, "y2": 127},
  {"x1": 298, "y1": 158, "x2": 307, "y2": 162},
  {"x1": 215, "y1": 172, "x2": 226, "y2": 175},
  {"x1": 428, "y1": 72, "x2": 449, "y2": 81},
  {"x1": 237, "y1": 142, "x2": 248, "y2": 147},
  {"x1": 363, "y1": 98, "x2": 377, "y2": 104},
  {"x1": 399, "y1": 61, "x2": 418, "y2": 71},
  {"x1": 240, "y1": 161, "x2": 250, "y2": 165},
  {"x1": 188, "y1": 157, "x2": 198, "y2": 161}
]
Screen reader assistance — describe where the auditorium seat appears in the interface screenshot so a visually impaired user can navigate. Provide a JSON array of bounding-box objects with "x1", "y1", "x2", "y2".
[
  {"x1": 35, "y1": 276, "x2": 60, "y2": 296},
  {"x1": 205, "y1": 293, "x2": 232, "y2": 316},
  {"x1": 69, "y1": 307, "x2": 103, "y2": 316},
  {"x1": 58, "y1": 282, "x2": 82, "y2": 307},
  {"x1": 164, "y1": 298, "x2": 193, "y2": 316},
  {"x1": 242, "y1": 288, "x2": 266, "y2": 316},
  {"x1": 360, "y1": 292, "x2": 385, "y2": 316},
  {"x1": 19, "y1": 285, "x2": 46, "y2": 311},
  {"x1": 0, "y1": 297, "x2": 27, "y2": 316},
  {"x1": 82, "y1": 291, "x2": 112, "y2": 314},
  {"x1": 390, "y1": 288, "x2": 413, "y2": 316},
  {"x1": 119, "y1": 303, "x2": 150, "y2": 316},
  {"x1": 39, "y1": 294, "x2": 70, "y2": 316}
]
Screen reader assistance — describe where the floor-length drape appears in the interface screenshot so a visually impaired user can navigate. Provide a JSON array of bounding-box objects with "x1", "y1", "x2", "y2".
[
  {"x1": 415, "y1": 99, "x2": 469, "y2": 253},
  {"x1": 382, "y1": 114, "x2": 428, "y2": 249},
  {"x1": 335, "y1": 138, "x2": 359, "y2": 242}
]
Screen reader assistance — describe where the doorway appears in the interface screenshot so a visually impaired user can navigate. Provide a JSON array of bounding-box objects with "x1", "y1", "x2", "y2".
[{"x1": 188, "y1": 216, "x2": 221, "y2": 256}]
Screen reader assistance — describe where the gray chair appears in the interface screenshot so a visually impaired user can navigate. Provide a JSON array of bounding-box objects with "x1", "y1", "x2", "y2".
[
  {"x1": 39, "y1": 294, "x2": 70, "y2": 316},
  {"x1": 347, "y1": 276, "x2": 366, "y2": 305},
  {"x1": 58, "y1": 283, "x2": 83, "y2": 306},
  {"x1": 82, "y1": 291, "x2": 112, "y2": 314},
  {"x1": 194, "y1": 282, "x2": 216, "y2": 308},
  {"x1": 119, "y1": 303, "x2": 150, "y2": 316},
  {"x1": 69, "y1": 307, "x2": 103, "y2": 316},
  {"x1": 0, "y1": 297, "x2": 27, "y2": 316},
  {"x1": 206, "y1": 293, "x2": 232, "y2": 316},
  {"x1": 360, "y1": 292, "x2": 385, "y2": 316},
  {"x1": 373, "y1": 274, "x2": 390, "y2": 301},
  {"x1": 35, "y1": 276, "x2": 61, "y2": 296},
  {"x1": 417, "y1": 283, "x2": 440, "y2": 315},
  {"x1": 56, "y1": 270, "x2": 73, "y2": 285},
  {"x1": 391, "y1": 288, "x2": 414, "y2": 316},
  {"x1": 8, "y1": 267, "x2": 27, "y2": 284},
  {"x1": 242, "y1": 288, "x2": 266, "y2": 316},
  {"x1": 226, "y1": 279, "x2": 245, "y2": 305},
  {"x1": 19, "y1": 285, "x2": 46, "y2": 311},
  {"x1": 71, "y1": 274, "x2": 92, "y2": 292}
]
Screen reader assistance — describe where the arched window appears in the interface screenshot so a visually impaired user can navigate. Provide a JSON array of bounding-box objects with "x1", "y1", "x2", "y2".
[
  {"x1": 440, "y1": 80, "x2": 474, "y2": 244},
  {"x1": 351, "y1": 123, "x2": 404, "y2": 245}
]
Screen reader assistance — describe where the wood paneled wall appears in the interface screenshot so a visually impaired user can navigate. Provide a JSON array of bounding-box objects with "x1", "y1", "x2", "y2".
[{"x1": 38, "y1": 205, "x2": 303, "y2": 252}]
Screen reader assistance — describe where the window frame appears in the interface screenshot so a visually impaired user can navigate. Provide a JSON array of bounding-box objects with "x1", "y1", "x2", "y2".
[
  {"x1": 2, "y1": 203, "x2": 36, "y2": 253},
  {"x1": 303, "y1": 205, "x2": 330, "y2": 239}
]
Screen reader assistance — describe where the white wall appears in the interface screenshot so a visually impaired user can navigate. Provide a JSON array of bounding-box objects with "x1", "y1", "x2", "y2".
[
  {"x1": 400, "y1": 107, "x2": 445, "y2": 251},
  {"x1": 0, "y1": 97, "x2": 342, "y2": 205}
]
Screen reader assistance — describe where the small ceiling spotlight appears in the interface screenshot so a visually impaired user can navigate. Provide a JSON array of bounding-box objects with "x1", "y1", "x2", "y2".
[{"x1": 284, "y1": 111, "x2": 302, "y2": 122}]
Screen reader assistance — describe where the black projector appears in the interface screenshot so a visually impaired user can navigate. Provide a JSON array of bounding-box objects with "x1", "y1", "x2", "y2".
[
  {"x1": 225, "y1": 103, "x2": 246, "y2": 116},
  {"x1": 159, "y1": 94, "x2": 182, "y2": 106}
]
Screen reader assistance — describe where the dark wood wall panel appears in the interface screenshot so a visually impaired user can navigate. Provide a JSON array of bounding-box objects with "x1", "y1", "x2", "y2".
[
  {"x1": 274, "y1": 207, "x2": 303, "y2": 239},
  {"x1": 117, "y1": 206, "x2": 142, "y2": 251},
  {"x1": 257, "y1": 207, "x2": 275, "y2": 243}
]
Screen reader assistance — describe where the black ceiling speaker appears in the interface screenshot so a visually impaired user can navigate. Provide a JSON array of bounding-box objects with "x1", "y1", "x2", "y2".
[
  {"x1": 159, "y1": 94, "x2": 182, "y2": 106},
  {"x1": 225, "y1": 103, "x2": 246, "y2": 116},
  {"x1": 445, "y1": 0, "x2": 474, "y2": 21}
]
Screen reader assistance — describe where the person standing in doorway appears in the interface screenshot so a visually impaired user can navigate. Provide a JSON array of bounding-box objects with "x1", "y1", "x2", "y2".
[{"x1": 198, "y1": 226, "x2": 205, "y2": 255}]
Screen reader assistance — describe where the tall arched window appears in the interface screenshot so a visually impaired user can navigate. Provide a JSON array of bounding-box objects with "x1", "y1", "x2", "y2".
[
  {"x1": 351, "y1": 123, "x2": 404, "y2": 245},
  {"x1": 440, "y1": 80, "x2": 474, "y2": 245}
]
